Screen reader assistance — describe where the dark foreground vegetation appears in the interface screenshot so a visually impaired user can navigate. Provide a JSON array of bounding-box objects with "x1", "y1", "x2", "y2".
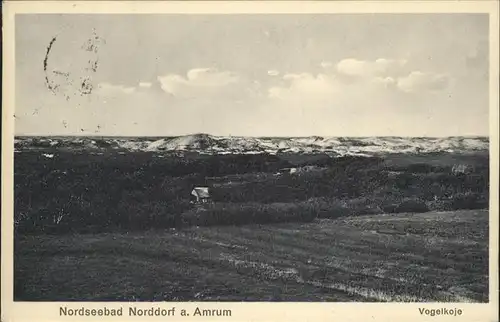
[
  {"x1": 15, "y1": 210, "x2": 488, "y2": 302},
  {"x1": 13, "y1": 149, "x2": 490, "y2": 302},
  {"x1": 14, "y1": 150, "x2": 489, "y2": 234}
]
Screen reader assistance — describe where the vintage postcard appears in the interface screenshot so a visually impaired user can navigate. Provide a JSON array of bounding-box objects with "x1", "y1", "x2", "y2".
[{"x1": 2, "y1": 1, "x2": 499, "y2": 322}]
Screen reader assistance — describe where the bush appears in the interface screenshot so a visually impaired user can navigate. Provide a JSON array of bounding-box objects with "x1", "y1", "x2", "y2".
[
  {"x1": 393, "y1": 198, "x2": 430, "y2": 213},
  {"x1": 305, "y1": 198, "x2": 352, "y2": 219},
  {"x1": 381, "y1": 203, "x2": 398, "y2": 214},
  {"x1": 449, "y1": 192, "x2": 488, "y2": 210},
  {"x1": 181, "y1": 202, "x2": 318, "y2": 227},
  {"x1": 303, "y1": 197, "x2": 385, "y2": 219},
  {"x1": 406, "y1": 163, "x2": 436, "y2": 173}
]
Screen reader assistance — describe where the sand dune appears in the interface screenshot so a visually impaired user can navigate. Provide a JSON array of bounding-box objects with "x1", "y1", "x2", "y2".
[{"x1": 14, "y1": 134, "x2": 489, "y2": 156}]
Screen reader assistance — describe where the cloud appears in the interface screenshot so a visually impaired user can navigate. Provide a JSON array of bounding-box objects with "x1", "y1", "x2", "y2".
[
  {"x1": 397, "y1": 71, "x2": 450, "y2": 93},
  {"x1": 268, "y1": 70, "x2": 280, "y2": 76},
  {"x1": 268, "y1": 58, "x2": 406, "y2": 102},
  {"x1": 333, "y1": 58, "x2": 449, "y2": 94},
  {"x1": 336, "y1": 58, "x2": 407, "y2": 77},
  {"x1": 157, "y1": 68, "x2": 240, "y2": 98},
  {"x1": 263, "y1": 56, "x2": 453, "y2": 111},
  {"x1": 269, "y1": 73, "x2": 339, "y2": 101},
  {"x1": 374, "y1": 58, "x2": 407, "y2": 70},
  {"x1": 372, "y1": 76, "x2": 397, "y2": 88},
  {"x1": 320, "y1": 61, "x2": 333, "y2": 68},
  {"x1": 139, "y1": 82, "x2": 153, "y2": 88},
  {"x1": 336, "y1": 59, "x2": 367, "y2": 76}
]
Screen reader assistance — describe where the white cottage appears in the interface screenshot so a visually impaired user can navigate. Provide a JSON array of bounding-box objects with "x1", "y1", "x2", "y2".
[
  {"x1": 191, "y1": 187, "x2": 211, "y2": 204},
  {"x1": 277, "y1": 167, "x2": 298, "y2": 175},
  {"x1": 452, "y1": 164, "x2": 474, "y2": 175}
]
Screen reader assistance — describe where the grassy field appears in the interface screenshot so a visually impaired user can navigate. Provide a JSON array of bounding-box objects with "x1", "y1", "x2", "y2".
[{"x1": 15, "y1": 209, "x2": 488, "y2": 302}]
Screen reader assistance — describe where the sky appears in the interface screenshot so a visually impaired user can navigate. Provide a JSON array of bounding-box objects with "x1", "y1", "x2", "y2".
[{"x1": 15, "y1": 14, "x2": 489, "y2": 137}]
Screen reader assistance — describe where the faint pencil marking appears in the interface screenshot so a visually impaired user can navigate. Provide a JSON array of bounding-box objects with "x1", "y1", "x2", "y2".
[
  {"x1": 43, "y1": 36, "x2": 58, "y2": 94},
  {"x1": 43, "y1": 30, "x2": 105, "y2": 100}
]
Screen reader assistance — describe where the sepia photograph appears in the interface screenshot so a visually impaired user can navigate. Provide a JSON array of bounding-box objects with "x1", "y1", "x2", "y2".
[{"x1": 2, "y1": 2, "x2": 499, "y2": 321}]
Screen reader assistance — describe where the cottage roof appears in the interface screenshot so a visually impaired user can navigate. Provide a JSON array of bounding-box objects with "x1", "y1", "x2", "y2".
[{"x1": 192, "y1": 187, "x2": 210, "y2": 198}]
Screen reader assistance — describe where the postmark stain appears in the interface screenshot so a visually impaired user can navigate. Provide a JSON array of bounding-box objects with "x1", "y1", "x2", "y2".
[
  {"x1": 43, "y1": 36, "x2": 59, "y2": 94},
  {"x1": 43, "y1": 29, "x2": 105, "y2": 101}
]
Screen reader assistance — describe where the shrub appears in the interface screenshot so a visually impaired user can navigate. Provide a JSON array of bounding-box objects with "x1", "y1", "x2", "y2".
[
  {"x1": 306, "y1": 198, "x2": 352, "y2": 219},
  {"x1": 381, "y1": 203, "x2": 399, "y2": 214},
  {"x1": 449, "y1": 192, "x2": 488, "y2": 210},
  {"x1": 393, "y1": 198, "x2": 429, "y2": 213},
  {"x1": 406, "y1": 163, "x2": 436, "y2": 173},
  {"x1": 181, "y1": 202, "x2": 318, "y2": 227},
  {"x1": 302, "y1": 197, "x2": 384, "y2": 219}
]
